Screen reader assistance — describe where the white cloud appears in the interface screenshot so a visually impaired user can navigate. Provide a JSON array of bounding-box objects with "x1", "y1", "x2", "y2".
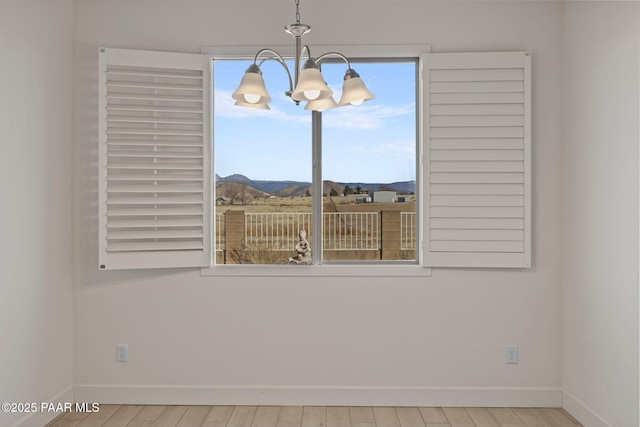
[
  {"x1": 323, "y1": 103, "x2": 414, "y2": 130},
  {"x1": 346, "y1": 138, "x2": 415, "y2": 158},
  {"x1": 214, "y1": 88, "x2": 310, "y2": 126},
  {"x1": 214, "y1": 88, "x2": 413, "y2": 131}
]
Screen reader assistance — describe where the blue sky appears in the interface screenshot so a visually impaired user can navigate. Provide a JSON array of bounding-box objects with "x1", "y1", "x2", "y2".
[{"x1": 213, "y1": 59, "x2": 416, "y2": 183}]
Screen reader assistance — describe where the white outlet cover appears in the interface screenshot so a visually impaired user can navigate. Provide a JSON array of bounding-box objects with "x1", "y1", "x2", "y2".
[
  {"x1": 506, "y1": 345, "x2": 518, "y2": 364},
  {"x1": 116, "y1": 344, "x2": 128, "y2": 362}
]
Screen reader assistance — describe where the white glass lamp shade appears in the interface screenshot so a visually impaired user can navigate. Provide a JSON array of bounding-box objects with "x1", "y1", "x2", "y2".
[
  {"x1": 338, "y1": 68, "x2": 375, "y2": 106},
  {"x1": 291, "y1": 60, "x2": 333, "y2": 102},
  {"x1": 234, "y1": 100, "x2": 270, "y2": 110},
  {"x1": 304, "y1": 96, "x2": 338, "y2": 111},
  {"x1": 232, "y1": 64, "x2": 272, "y2": 106}
]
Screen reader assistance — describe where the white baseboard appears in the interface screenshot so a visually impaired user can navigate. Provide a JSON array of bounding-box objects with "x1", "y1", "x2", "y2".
[
  {"x1": 11, "y1": 386, "x2": 73, "y2": 427},
  {"x1": 562, "y1": 389, "x2": 611, "y2": 427},
  {"x1": 74, "y1": 384, "x2": 562, "y2": 407}
]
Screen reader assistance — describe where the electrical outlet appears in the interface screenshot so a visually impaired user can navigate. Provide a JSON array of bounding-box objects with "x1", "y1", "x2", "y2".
[
  {"x1": 506, "y1": 345, "x2": 518, "y2": 364},
  {"x1": 116, "y1": 344, "x2": 128, "y2": 362}
]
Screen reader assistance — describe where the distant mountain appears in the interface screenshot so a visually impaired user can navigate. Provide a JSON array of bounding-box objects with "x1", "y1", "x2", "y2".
[
  {"x1": 217, "y1": 174, "x2": 310, "y2": 194},
  {"x1": 221, "y1": 173, "x2": 252, "y2": 185},
  {"x1": 216, "y1": 174, "x2": 415, "y2": 196}
]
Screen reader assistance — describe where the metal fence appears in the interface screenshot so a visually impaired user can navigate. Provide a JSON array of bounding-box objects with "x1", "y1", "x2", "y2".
[
  {"x1": 245, "y1": 212, "x2": 313, "y2": 251},
  {"x1": 322, "y1": 212, "x2": 379, "y2": 250},
  {"x1": 218, "y1": 211, "x2": 415, "y2": 252},
  {"x1": 215, "y1": 213, "x2": 225, "y2": 252},
  {"x1": 400, "y1": 212, "x2": 416, "y2": 250}
]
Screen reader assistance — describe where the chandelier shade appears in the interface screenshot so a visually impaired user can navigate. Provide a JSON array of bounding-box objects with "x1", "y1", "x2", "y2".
[
  {"x1": 232, "y1": 0, "x2": 373, "y2": 112},
  {"x1": 231, "y1": 64, "x2": 272, "y2": 105},
  {"x1": 291, "y1": 60, "x2": 333, "y2": 102},
  {"x1": 304, "y1": 96, "x2": 338, "y2": 111},
  {"x1": 338, "y1": 68, "x2": 376, "y2": 106},
  {"x1": 234, "y1": 100, "x2": 270, "y2": 110}
]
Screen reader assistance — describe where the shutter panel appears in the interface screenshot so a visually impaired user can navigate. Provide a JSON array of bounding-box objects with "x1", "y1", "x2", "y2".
[
  {"x1": 423, "y1": 52, "x2": 531, "y2": 268},
  {"x1": 98, "y1": 48, "x2": 211, "y2": 269}
]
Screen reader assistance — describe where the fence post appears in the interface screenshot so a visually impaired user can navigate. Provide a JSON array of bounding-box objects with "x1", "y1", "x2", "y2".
[
  {"x1": 224, "y1": 210, "x2": 245, "y2": 264},
  {"x1": 381, "y1": 210, "x2": 401, "y2": 260}
]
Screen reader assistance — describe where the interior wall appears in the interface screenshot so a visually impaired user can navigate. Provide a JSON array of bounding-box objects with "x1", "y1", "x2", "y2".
[
  {"x1": 0, "y1": 0, "x2": 75, "y2": 426},
  {"x1": 563, "y1": 2, "x2": 640, "y2": 427},
  {"x1": 73, "y1": 0, "x2": 566, "y2": 405}
]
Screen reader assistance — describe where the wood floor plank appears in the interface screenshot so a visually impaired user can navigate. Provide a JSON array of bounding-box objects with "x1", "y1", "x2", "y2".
[
  {"x1": 48, "y1": 409, "x2": 88, "y2": 424},
  {"x1": 372, "y1": 407, "x2": 401, "y2": 427},
  {"x1": 251, "y1": 406, "x2": 281, "y2": 427},
  {"x1": 45, "y1": 413, "x2": 69, "y2": 427},
  {"x1": 76, "y1": 405, "x2": 122, "y2": 427},
  {"x1": 127, "y1": 420, "x2": 157, "y2": 427},
  {"x1": 102, "y1": 405, "x2": 143, "y2": 427},
  {"x1": 538, "y1": 409, "x2": 582, "y2": 427},
  {"x1": 227, "y1": 406, "x2": 258, "y2": 427},
  {"x1": 512, "y1": 409, "x2": 552, "y2": 427},
  {"x1": 278, "y1": 407, "x2": 303, "y2": 424},
  {"x1": 326, "y1": 407, "x2": 350, "y2": 427},
  {"x1": 301, "y1": 407, "x2": 326, "y2": 427},
  {"x1": 349, "y1": 407, "x2": 375, "y2": 424},
  {"x1": 396, "y1": 407, "x2": 426, "y2": 427},
  {"x1": 487, "y1": 408, "x2": 522, "y2": 425},
  {"x1": 132, "y1": 406, "x2": 168, "y2": 422},
  {"x1": 64, "y1": 409, "x2": 93, "y2": 421},
  {"x1": 151, "y1": 406, "x2": 190, "y2": 427},
  {"x1": 465, "y1": 408, "x2": 501, "y2": 427},
  {"x1": 203, "y1": 406, "x2": 236, "y2": 427},
  {"x1": 418, "y1": 408, "x2": 448, "y2": 424},
  {"x1": 176, "y1": 406, "x2": 213, "y2": 427},
  {"x1": 49, "y1": 417, "x2": 84, "y2": 427},
  {"x1": 39, "y1": 405, "x2": 584, "y2": 427},
  {"x1": 276, "y1": 423, "x2": 303, "y2": 427},
  {"x1": 442, "y1": 408, "x2": 474, "y2": 427},
  {"x1": 557, "y1": 409, "x2": 582, "y2": 426}
]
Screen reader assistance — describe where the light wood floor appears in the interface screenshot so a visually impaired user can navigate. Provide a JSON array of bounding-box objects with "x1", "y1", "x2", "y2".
[{"x1": 46, "y1": 405, "x2": 583, "y2": 427}]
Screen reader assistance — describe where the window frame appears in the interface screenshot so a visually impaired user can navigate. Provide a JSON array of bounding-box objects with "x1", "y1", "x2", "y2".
[{"x1": 201, "y1": 44, "x2": 432, "y2": 277}]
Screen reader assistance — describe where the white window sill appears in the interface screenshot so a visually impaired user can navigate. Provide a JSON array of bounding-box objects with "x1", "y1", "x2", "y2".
[{"x1": 201, "y1": 264, "x2": 432, "y2": 277}]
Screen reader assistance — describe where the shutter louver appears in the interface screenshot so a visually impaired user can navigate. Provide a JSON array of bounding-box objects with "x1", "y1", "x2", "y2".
[
  {"x1": 423, "y1": 52, "x2": 531, "y2": 268},
  {"x1": 99, "y1": 48, "x2": 211, "y2": 269}
]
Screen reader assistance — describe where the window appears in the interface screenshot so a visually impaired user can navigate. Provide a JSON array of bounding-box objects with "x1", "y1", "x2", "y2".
[
  {"x1": 98, "y1": 47, "x2": 531, "y2": 271},
  {"x1": 213, "y1": 59, "x2": 418, "y2": 265}
]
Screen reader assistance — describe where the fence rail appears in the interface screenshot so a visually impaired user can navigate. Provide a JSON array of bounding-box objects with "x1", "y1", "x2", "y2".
[
  {"x1": 216, "y1": 210, "x2": 416, "y2": 254},
  {"x1": 215, "y1": 213, "x2": 225, "y2": 252},
  {"x1": 401, "y1": 212, "x2": 416, "y2": 250},
  {"x1": 323, "y1": 212, "x2": 379, "y2": 250},
  {"x1": 245, "y1": 212, "x2": 312, "y2": 251}
]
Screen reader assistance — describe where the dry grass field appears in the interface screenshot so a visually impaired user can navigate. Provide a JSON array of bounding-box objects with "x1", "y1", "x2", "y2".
[{"x1": 216, "y1": 195, "x2": 416, "y2": 214}]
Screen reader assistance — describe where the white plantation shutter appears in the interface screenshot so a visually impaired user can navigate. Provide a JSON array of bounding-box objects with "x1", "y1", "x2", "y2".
[
  {"x1": 98, "y1": 48, "x2": 211, "y2": 269},
  {"x1": 422, "y1": 52, "x2": 531, "y2": 268}
]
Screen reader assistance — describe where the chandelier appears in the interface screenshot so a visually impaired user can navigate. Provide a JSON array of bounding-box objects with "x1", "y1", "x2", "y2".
[{"x1": 232, "y1": 0, "x2": 375, "y2": 112}]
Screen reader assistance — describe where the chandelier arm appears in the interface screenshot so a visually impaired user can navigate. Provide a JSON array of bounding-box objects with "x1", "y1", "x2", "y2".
[
  {"x1": 315, "y1": 52, "x2": 352, "y2": 69},
  {"x1": 302, "y1": 45, "x2": 312, "y2": 60},
  {"x1": 254, "y1": 48, "x2": 294, "y2": 93}
]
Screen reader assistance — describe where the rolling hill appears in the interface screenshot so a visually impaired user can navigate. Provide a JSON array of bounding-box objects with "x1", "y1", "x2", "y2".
[{"x1": 216, "y1": 174, "x2": 416, "y2": 197}]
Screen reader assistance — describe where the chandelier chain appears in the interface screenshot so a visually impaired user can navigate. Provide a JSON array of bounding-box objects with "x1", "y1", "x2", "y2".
[{"x1": 295, "y1": 0, "x2": 300, "y2": 24}]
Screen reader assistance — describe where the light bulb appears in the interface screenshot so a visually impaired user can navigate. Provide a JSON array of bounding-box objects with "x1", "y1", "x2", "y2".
[
  {"x1": 350, "y1": 99, "x2": 364, "y2": 106},
  {"x1": 304, "y1": 90, "x2": 321, "y2": 100},
  {"x1": 244, "y1": 93, "x2": 261, "y2": 104}
]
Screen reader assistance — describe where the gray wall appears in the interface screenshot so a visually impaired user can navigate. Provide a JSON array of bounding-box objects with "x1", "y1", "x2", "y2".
[
  {"x1": 563, "y1": 2, "x2": 639, "y2": 426},
  {"x1": 73, "y1": 0, "x2": 566, "y2": 406},
  {"x1": 0, "y1": 1, "x2": 75, "y2": 426}
]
